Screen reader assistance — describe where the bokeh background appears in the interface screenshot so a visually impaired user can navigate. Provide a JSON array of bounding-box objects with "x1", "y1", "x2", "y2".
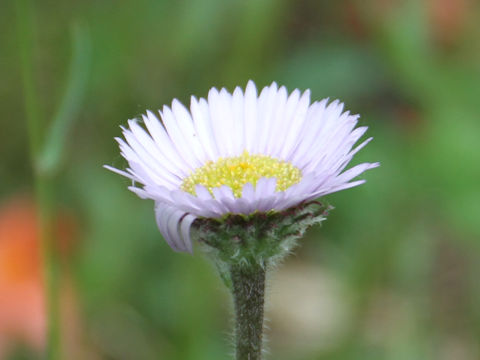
[{"x1": 1, "y1": 0, "x2": 480, "y2": 359}]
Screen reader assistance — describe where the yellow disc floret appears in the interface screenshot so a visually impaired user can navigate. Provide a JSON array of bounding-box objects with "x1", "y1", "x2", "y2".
[{"x1": 181, "y1": 151, "x2": 302, "y2": 198}]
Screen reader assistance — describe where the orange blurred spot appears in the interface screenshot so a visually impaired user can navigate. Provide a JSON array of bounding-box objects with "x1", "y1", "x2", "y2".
[
  {"x1": 0, "y1": 196, "x2": 78, "y2": 356},
  {"x1": 428, "y1": 0, "x2": 470, "y2": 46},
  {"x1": 0, "y1": 198, "x2": 45, "y2": 354},
  {"x1": 0, "y1": 201, "x2": 42, "y2": 283}
]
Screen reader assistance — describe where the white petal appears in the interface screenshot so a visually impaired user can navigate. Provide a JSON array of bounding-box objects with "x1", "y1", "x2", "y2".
[
  {"x1": 279, "y1": 89, "x2": 311, "y2": 159},
  {"x1": 190, "y1": 97, "x2": 219, "y2": 161},
  {"x1": 155, "y1": 203, "x2": 183, "y2": 252},
  {"x1": 128, "y1": 186, "x2": 150, "y2": 199},
  {"x1": 104, "y1": 165, "x2": 138, "y2": 182},
  {"x1": 143, "y1": 111, "x2": 190, "y2": 177},
  {"x1": 266, "y1": 85, "x2": 288, "y2": 156},
  {"x1": 212, "y1": 186, "x2": 242, "y2": 213},
  {"x1": 171, "y1": 99, "x2": 207, "y2": 163},
  {"x1": 219, "y1": 88, "x2": 236, "y2": 156},
  {"x1": 121, "y1": 130, "x2": 179, "y2": 187},
  {"x1": 254, "y1": 178, "x2": 277, "y2": 211},
  {"x1": 256, "y1": 82, "x2": 277, "y2": 154},
  {"x1": 304, "y1": 122, "x2": 364, "y2": 175},
  {"x1": 231, "y1": 87, "x2": 245, "y2": 155},
  {"x1": 160, "y1": 105, "x2": 202, "y2": 169},
  {"x1": 332, "y1": 162, "x2": 380, "y2": 186},
  {"x1": 195, "y1": 184, "x2": 213, "y2": 200},
  {"x1": 241, "y1": 182, "x2": 255, "y2": 202},
  {"x1": 129, "y1": 119, "x2": 184, "y2": 179},
  {"x1": 170, "y1": 190, "x2": 222, "y2": 217},
  {"x1": 274, "y1": 88, "x2": 301, "y2": 158},
  {"x1": 244, "y1": 80, "x2": 258, "y2": 153},
  {"x1": 207, "y1": 87, "x2": 229, "y2": 157},
  {"x1": 179, "y1": 213, "x2": 197, "y2": 253}
]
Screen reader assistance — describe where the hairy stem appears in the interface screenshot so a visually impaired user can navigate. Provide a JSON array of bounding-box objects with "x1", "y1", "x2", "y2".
[{"x1": 230, "y1": 263, "x2": 266, "y2": 360}]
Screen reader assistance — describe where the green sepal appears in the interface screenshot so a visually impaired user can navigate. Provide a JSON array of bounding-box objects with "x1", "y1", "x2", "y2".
[{"x1": 191, "y1": 201, "x2": 331, "y2": 286}]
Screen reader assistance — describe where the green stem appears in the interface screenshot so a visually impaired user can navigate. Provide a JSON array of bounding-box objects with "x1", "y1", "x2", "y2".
[
  {"x1": 230, "y1": 263, "x2": 266, "y2": 360},
  {"x1": 16, "y1": 1, "x2": 61, "y2": 358},
  {"x1": 34, "y1": 168, "x2": 62, "y2": 358},
  {"x1": 36, "y1": 177, "x2": 61, "y2": 360}
]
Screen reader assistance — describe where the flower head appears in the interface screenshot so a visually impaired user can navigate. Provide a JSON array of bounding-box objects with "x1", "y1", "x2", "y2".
[{"x1": 106, "y1": 81, "x2": 379, "y2": 253}]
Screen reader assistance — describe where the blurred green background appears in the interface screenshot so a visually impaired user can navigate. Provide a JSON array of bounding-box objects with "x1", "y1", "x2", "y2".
[{"x1": 1, "y1": 0, "x2": 480, "y2": 359}]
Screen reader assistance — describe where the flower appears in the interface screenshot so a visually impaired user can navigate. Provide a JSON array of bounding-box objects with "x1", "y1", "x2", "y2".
[{"x1": 105, "y1": 81, "x2": 379, "y2": 253}]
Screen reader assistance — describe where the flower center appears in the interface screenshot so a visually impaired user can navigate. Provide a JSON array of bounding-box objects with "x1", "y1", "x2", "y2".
[{"x1": 181, "y1": 151, "x2": 302, "y2": 198}]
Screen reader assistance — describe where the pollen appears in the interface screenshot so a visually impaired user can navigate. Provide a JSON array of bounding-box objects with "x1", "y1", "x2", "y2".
[{"x1": 181, "y1": 151, "x2": 302, "y2": 198}]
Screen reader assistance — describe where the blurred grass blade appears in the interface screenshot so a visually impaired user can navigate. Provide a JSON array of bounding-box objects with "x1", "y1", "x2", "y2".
[
  {"x1": 39, "y1": 23, "x2": 90, "y2": 175},
  {"x1": 16, "y1": 0, "x2": 42, "y2": 159}
]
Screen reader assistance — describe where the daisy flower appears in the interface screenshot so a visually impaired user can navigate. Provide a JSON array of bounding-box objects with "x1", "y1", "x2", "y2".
[{"x1": 105, "y1": 81, "x2": 379, "y2": 253}]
